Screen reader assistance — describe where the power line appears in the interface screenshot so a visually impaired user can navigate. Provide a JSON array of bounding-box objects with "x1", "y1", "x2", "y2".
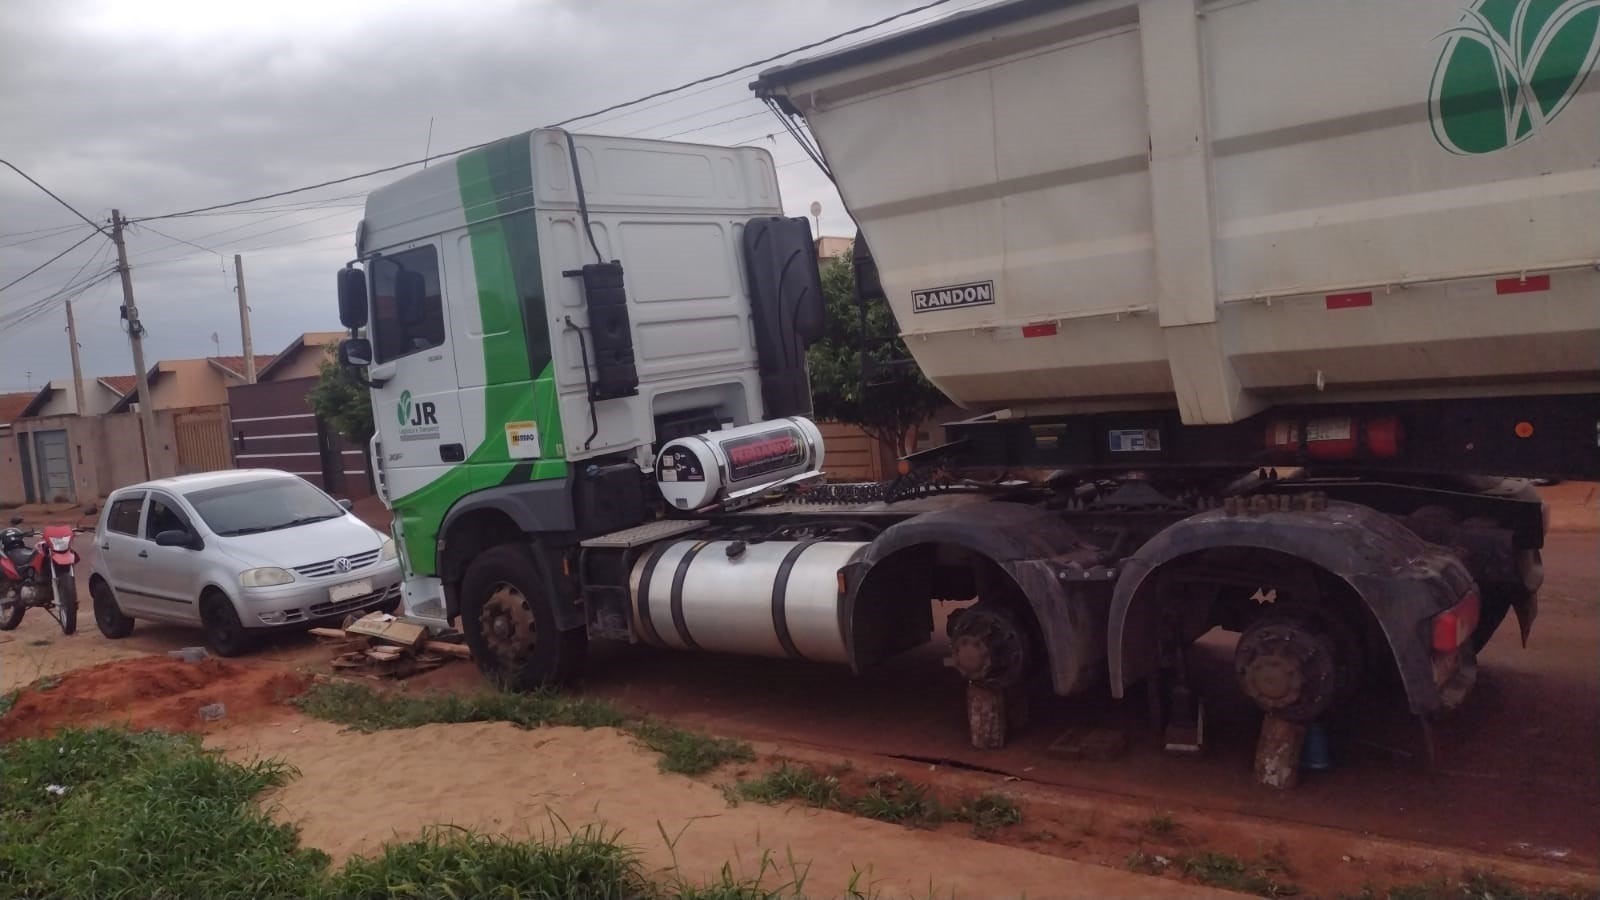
[
  {"x1": 0, "y1": 159, "x2": 110, "y2": 236},
  {"x1": 133, "y1": 0, "x2": 958, "y2": 223},
  {"x1": 0, "y1": 230, "x2": 104, "y2": 295}
]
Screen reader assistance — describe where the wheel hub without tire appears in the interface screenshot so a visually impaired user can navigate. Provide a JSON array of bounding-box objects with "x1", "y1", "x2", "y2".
[
  {"x1": 480, "y1": 582, "x2": 537, "y2": 662},
  {"x1": 1235, "y1": 618, "x2": 1338, "y2": 723},
  {"x1": 946, "y1": 605, "x2": 1031, "y2": 688}
]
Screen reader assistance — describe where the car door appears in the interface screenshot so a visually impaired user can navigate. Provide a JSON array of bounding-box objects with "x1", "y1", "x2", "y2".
[
  {"x1": 140, "y1": 491, "x2": 203, "y2": 623},
  {"x1": 97, "y1": 492, "x2": 152, "y2": 617}
]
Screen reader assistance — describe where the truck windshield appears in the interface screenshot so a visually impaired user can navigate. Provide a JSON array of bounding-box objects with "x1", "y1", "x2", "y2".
[{"x1": 185, "y1": 478, "x2": 346, "y2": 537}]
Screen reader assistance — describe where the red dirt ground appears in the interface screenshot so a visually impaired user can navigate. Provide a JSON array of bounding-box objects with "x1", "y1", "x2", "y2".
[{"x1": 0, "y1": 656, "x2": 308, "y2": 741}]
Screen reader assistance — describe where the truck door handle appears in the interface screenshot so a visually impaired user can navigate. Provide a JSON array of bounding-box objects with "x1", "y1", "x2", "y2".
[
  {"x1": 138, "y1": 550, "x2": 149, "y2": 558},
  {"x1": 440, "y1": 443, "x2": 465, "y2": 462}
]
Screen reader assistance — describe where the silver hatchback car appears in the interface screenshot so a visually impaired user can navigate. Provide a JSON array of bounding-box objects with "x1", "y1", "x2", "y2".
[{"x1": 89, "y1": 469, "x2": 402, "y2": 656}]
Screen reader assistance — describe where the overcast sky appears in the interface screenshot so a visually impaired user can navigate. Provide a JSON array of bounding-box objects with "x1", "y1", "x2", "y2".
[{"x1": 0, "y1": 0, "x2": 988, "y2": 393}]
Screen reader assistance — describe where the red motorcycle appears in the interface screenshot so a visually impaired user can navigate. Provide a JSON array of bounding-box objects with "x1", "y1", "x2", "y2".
[{"x1": 0, "y1": 518, "x2": 83, "y2": 634}]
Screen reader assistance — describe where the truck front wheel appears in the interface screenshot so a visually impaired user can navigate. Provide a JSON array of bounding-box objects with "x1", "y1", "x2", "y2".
[{"x1": 460, "y1": 544, "x2": 586, "y2": 690}]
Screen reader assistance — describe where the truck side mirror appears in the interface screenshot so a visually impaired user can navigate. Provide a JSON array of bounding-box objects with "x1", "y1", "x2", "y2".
[
  {"x1": 338, "y1": 338, "x2": 373, "y2": 369},
  {"x1": 337, "y1": 267, "x2": 368, "y2": 329}
]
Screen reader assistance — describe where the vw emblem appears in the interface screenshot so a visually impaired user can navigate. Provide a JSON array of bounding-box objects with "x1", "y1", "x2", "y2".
[{"x1": 333, "y1": 557, "x2": 353, "y2": 574}]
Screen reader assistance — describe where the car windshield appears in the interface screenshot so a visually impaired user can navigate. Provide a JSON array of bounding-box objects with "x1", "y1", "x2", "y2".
[{"x1": 184, "y1": 478, "x2": 346, "y2": 537}]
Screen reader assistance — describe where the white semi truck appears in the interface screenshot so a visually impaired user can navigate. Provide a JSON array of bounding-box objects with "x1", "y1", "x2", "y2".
[{"x1": 335, "y1": 0, "x2": 1600, "y2": 785}]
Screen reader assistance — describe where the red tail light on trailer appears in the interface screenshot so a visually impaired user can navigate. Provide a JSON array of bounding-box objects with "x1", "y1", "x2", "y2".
[{"x1": 1432, "y1": 591, "x2": 1480, "y2": 654}]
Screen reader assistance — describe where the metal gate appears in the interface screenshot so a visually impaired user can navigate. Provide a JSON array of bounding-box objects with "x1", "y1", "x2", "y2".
[
  {"x1": 227, "y1": 377, "x2": 372, "y2": 499},
  {"x1": 32, "y1": 429, "x2": 72, "y2": 503},
  {"x1": 173, "y1": 406, "x2": 234, "y2": 474}
]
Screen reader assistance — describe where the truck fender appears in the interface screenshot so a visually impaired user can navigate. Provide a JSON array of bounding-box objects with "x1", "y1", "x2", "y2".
[
  {"x1": 436, "y1": 480, "x2": 582, "y2": 631},
  {"x1": 841, "y1": 502, "x2": 1105, "y2": 695},
  {"x1": 1106, "y1": 502, "x2": 1476, "y2": 718}
]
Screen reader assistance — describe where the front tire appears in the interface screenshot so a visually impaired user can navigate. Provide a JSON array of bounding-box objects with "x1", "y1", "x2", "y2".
[
  {"x1": 93, "y1": 579, "x2": 135, "y2": 639},
  {"x1": 201, "y1": 592, "x2": 254, "y2": 657},
  {"x1": 460, "y1": 543, "x2": 585, "y2": 691},
  {"x1": 54, "y1": 575, "x2": 77, "y2": 635}
]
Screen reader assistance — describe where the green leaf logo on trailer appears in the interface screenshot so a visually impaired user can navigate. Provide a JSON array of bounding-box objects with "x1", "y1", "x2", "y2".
[
  {"x1": 1430, "y1": 0, "x2": 1600, "y2": 154},
  {"x1": 397, "y1": 390, "x2": 412, "y2": 428}
]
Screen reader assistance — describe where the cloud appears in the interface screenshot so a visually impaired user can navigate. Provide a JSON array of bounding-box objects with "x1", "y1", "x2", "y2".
[{"x1": 0, "y1": 0, "x2": 949, "y2": 390}]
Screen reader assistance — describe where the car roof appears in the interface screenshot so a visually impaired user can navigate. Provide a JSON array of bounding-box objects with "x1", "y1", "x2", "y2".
[{"x1": 109, "y1": 469, "x2": 305, "y2": 498}]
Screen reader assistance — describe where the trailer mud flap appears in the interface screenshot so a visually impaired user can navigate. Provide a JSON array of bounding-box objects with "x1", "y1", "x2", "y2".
[{"x1": 1106, "y1": 501, "x2": 1477, "y2": 719}]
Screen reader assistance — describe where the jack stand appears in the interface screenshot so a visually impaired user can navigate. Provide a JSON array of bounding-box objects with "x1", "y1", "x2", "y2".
[
  {"x1": 966, "y1": 682, "x2": 1028, "y2": 750},
  {"x1": 1255, "y1": 715, "x2": 1309, "y2": 789}
]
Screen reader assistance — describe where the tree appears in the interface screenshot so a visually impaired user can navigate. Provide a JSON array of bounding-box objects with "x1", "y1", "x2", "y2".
[
  {"x1": 306, "y1": 346, "x2": 374, "y2": 446},
  {"x1": 807, "y1": 250, "x2": 948, "y2": 457}
]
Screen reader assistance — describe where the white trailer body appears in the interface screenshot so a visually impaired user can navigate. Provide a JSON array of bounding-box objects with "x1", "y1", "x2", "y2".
[{"x1": 756, "y1": 0, "x2": 1600, "y2": 424}]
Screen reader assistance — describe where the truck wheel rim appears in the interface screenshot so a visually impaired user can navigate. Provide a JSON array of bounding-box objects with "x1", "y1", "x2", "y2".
[{"x1": 480, "y1": 582, "x2": 536, "y2": 663}]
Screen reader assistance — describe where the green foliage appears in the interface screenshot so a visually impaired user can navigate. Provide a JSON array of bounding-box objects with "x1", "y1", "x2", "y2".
[
  {"x1": 733, "y1": 763, "x2": 844, "y2": 809},
  {"x1": 628, "y1": 719, "x2": 755, "y2": 776},
  {"x1": 807, "y1": 252, "x2": 947, "y2": 456},
  {"x1": 306, "y1": 345, "x2": 375, "y2": 446},
  {"x1": 1179, "y1": 852, "x2": 1301, "y2": 897}
]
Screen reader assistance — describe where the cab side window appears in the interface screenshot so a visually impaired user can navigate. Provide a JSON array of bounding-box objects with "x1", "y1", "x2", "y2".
[
  {"x1": 145, "y1": 496, "x2": 188, "y2": 540},
  {"x1": 370, "y1": 245, "x2": 445, "y2": 363},
  {"x1": 106, "y1": 496, "x2": 144, "y2": 536}
]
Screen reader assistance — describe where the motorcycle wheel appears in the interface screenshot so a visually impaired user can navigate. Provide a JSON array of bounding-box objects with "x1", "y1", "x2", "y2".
[
  {"x1": 54, "y1": 575, "x2": 77, "y2": 635},
  {"x1": 0, "y1": 589, "x2": 22, "y2": 631}
]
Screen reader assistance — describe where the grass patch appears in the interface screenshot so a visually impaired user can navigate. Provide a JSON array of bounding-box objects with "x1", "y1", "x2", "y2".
[
  {"x1": 1, "y1": 726, "x2": 889, "y2": 898},
  {"x1": 0, "y1": 690, "x2": 15, "y2": 718},
  {"x1": 1339, "y1": 872, "x2": 1600, "y2": 900},
  {"x1": 628, "y1": 720, "x2": 754, "y2": 776},
  {"x1": 1127, "y1": 850, "x2": 1171, "y2": 876},
  {"x1": 1141, "y1": 813, "x2": 1181, "y2": 839},
  {"x1": 295, "y1": 681, "x2": 755, "y2": 777},
  {"x1": 295, "y1": 680, "x2": 628, "y2": 732},
  {"x1": 852, "y1": 774, "x2": 946, "y2": 828},
  {"x1": 952, "y1": 792, "x2": 1022, "y2": 837},
  {"x1": 1180, "y1": 851, "x2": 1301, "y2": 897},
  {"x1": 732, "y1": 763, "x2": 844, "y2": 808}
]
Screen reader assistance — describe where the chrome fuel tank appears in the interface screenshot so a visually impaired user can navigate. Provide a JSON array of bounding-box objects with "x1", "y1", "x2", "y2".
[{"x1": 629, "y1": 539, "x2": 865, "y2": 664}]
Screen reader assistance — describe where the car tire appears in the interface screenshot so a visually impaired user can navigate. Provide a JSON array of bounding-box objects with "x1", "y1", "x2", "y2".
[
  {"x1": 460, "y1": 543, "x2": 585, "y2": 691},
  {"x1": 201, "y1": 591, "x2": 254, "y2": 658},
  {"x1": 55, "y1": 575, "x2": 77, "y2": 635},
  {"x1": 92, "y1": 579, "x2": 135, "y2": 639}
]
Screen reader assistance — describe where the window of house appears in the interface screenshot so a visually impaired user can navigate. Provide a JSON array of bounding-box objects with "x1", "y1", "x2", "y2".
[
  {"x1": 370, "y1": 245, "x2": 445, "y2": 363},
  {"x1": 106, "y1": 495, "x2": 144, "y2": 536}
]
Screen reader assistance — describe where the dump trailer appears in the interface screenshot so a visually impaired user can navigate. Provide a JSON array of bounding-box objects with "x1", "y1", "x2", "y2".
[{"x1": 334, "y1": 0, "x2": 1600, "y2": 788}]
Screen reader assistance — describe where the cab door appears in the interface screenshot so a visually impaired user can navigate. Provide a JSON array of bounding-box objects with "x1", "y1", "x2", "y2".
[{"x1": 363, "y1": 241, "x2": 466, "y2": 576}]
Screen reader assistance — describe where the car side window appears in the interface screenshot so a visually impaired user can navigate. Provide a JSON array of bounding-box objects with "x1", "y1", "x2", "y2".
[
  {"x1": 106, "y1": 495, "x2": 144, "y2": 536},
  {"x1": 145, "y1": 495, "x2": 189, "y2": 540}
]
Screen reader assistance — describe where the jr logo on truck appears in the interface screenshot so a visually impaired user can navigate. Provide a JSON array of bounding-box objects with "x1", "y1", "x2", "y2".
[
  {"x1": 1430, "y1": 0, "x2": 1600, "y2": 154},
  {"x1": 397, "y1": 390, "x2": 440, "y2": 442},
  {"x1": 912, "y1": 280, "x2": 995, "y2": 313}
]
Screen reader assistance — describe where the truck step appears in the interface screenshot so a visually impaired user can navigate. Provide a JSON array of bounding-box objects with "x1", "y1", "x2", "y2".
[{"x1": 581, "y1": 519, "x2": 705, "y2": 549}]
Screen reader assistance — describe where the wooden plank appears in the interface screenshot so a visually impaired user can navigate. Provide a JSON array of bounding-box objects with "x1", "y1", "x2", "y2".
[
  {"x1": 308, "y1": 627, "x2": 348, "y2": 640},
  {"x1": 365, "y1": 646, "x2": 404, "y2": 662},
  {"x1": 422, "y1": 640, "x2": 472, "y2": 659},
  {"x1": 345, "y1": 612, "x2": 428, "y2": 649}
]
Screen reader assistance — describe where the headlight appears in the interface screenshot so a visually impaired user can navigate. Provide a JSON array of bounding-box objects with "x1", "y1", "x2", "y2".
[
  {"x1": 239, "y1": 567, "x2": 294, "y2": 588},
  {"x1": 48, "y1": 536, "x2": 71, "y2": 552},
  {"x1": 380, "y1": 538, "x2": 398, "y2": 561}
]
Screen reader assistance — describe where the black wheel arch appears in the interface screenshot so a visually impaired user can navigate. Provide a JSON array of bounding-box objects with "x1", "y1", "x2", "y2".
[{"x1": 1107, "y1": 501, "x2": 1477, "y2": 718}]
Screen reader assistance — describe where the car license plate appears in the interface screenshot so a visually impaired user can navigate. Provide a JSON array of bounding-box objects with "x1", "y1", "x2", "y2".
[{"x1": 329, "y1": 579, "x2": 372, "y2": 602}]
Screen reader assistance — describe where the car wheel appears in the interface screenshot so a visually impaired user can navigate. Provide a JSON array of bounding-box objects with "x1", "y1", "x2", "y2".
[
  {"x1": 201, "y1": 592, "x2": 254, "y2": 658},
  {"x1": 92, "y1": 579, "x2": 135, "y2": 639},
  {"x1": 460, "y1": 543, "x2": 585, "y2": 691}
]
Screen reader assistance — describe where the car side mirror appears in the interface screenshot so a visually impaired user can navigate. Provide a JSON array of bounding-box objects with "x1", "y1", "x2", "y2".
[
  {"x1": 337, "y1": 498, "x2": 353, "y2": 511},
  {"x1": 155, "y1": 530, "x2": 198, "y2": 550},
  {"x1": 338, "y1": 338, "x2": 373, "y2": 369},
  {"x1": 337, "y1": 266, "x2": 368, "y2": 329}
]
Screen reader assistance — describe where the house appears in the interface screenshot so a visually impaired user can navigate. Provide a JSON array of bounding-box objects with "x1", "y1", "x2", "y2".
[
  {"x1": 0, "y1": 392, "x2": 35, "y2": 438},
  {"x1": 110, "y1": 355, "x2": 277, "y2": 413},
  {"x1": 18, "y1": 376, "x2": 134, "y2": 418},
  {"x1": 252, "y1": 330, "x2": 345, "y2": 381},
  {"x1": 815, "y1": 235, "x2": 854, "y2": 268}
]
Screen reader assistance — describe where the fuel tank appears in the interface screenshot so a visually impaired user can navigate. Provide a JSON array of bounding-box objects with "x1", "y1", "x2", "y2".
[{"x1": 628, "y1": 539, "x2": 866, "y2": 664}]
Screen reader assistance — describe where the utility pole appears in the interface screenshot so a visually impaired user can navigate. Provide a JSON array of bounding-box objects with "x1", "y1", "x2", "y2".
[
  {"x1": 65, "y1": 300, "x2": 85, "y2": 415},
  {"x1": 233, "y1": 254, "x2": 256, "y2": 383},
  {"x1": 111, "y1": 210, "x2": 159, "y2": 478}
]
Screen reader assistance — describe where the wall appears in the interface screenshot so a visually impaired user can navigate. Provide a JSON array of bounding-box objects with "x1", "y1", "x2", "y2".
[
  {"x1": 0, "y1": 411, "x2": 184, "y2": 506},
  {"x1": 147, "y1": 360, "x2": 233, "y2": 410}
]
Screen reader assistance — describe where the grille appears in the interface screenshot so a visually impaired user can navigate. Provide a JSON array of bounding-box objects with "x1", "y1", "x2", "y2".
[
  {"x1": 293, "y1": 549, "x2": 381, "y2": 579},
  {"x1": 308, "y1": 584, "x2": 398, "y2": 619}
]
